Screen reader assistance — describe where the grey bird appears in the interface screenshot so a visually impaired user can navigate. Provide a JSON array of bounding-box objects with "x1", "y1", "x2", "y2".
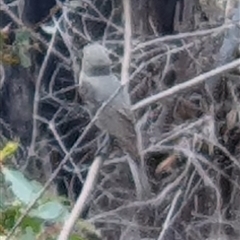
[{"x1": 79, "y1": 43, "x2": 151, "y2": 200}]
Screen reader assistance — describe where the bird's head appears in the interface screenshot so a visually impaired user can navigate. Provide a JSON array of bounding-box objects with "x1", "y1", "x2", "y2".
[{"x1": 82, "y1": 43, "x2": 112, "y2": 70}]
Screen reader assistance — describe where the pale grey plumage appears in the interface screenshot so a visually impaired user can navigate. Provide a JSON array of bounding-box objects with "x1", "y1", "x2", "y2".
[
  {"x1": 79, "y1": 43, "x2": 137, "y2": 159},
  {"x1": 79, "y1": 44, "x2": 130, "y2": 111},
  {"x1": 79, "y1": 43, "x2": 151, "y2": 200}
]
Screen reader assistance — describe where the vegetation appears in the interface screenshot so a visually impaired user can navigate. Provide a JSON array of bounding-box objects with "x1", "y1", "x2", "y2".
[
  {"x1": 0, "y1": 0, "x2": 240, "y2": 239},
  {"x1": 0, "y1": 141, "x2": 101, "y2": 240}
]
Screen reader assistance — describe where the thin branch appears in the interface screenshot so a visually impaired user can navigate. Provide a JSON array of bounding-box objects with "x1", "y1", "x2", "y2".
[
  {"x1": 133, "y1": 21, "x2": 239, "y2": 52},
  {"x1": 120, "y1": 0, "x2": 132, "y2": 85},
  {"x1": 6, "y1": 86, "x2": 122, "y2": 239},
  {"x1": 131, "y1": 58, "x2": 240, "y2": 111},
  {"x1": 157, "y1": 189, "x2": 182, "y2": 240},
  {"x1": 58, "y1": 156, "x2": 103, "y2": 240},
  {"x1": 28, "y1": 21, "x2": 59, "y2": 157},
  {"x1": 0, "y1": 1, "x2": 70, "y2": 64}
]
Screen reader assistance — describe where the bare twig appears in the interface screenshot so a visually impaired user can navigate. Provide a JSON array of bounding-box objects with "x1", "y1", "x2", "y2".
[
  {"x1": 133, "y1": 21, "x2": 240, "y2": 51},
  {"x1": 6, "y1": 85, "x2": 122, "y2": 239},
  {"x1": 28, "y1": 21, "x2": 59, "y2": 157},
  {"x1": 82, "y1": 0, "x2": 123, "y2": 33},
  {"x1": 58, "y1": 156, "x2": 103, "y2": 240},
  {"x1": 120, "y1": 0, "x2": 132, "y2": 85},
  {"x1": 132, "y1": 58, "x2": 240, "y2": 111},
  {"x1": 157, "y1": 189, "x2": 182, "y2": 240},
  {"x1": 130, "y1": 41, "x2": 196, "y2": 80},
  {"x1": 0, "y1": 1, "x2": 70, "y2": 64}
]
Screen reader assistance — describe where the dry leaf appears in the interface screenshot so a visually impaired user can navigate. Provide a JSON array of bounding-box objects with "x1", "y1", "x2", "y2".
[{"x1": 155, "y1": 154, "x2": 178, "y2": 174}]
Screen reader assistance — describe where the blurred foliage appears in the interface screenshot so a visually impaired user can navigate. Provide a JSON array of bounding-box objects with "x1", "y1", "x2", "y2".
[
  {"x1": 13, "y1": 30, "x2": 32, "y2": 68},
  {"x1": 0, "y1": 30, "x2": 20, "y2": 66},
  {"x1": 0, "y1": 141, "x2": 19, "y2": 162},
  {"x1": 0, "y1": 141, "x2": 102, "y2": 240},
  {"x1": 0, "y1": 27, "x2": 32, "y2": 68}
]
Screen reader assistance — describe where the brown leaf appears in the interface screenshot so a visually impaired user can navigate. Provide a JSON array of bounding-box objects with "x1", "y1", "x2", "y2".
[{"x1": 155, "y1": 154, "x2": 178, "y2": 174}]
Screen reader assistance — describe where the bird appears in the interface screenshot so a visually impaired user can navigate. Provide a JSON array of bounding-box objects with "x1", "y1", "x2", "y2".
[{"x1": 78, "y1": 43, "x2": 151, "y2": 200}]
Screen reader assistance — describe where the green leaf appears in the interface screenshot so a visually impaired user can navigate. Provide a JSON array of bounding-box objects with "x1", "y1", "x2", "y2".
[
  {"x1": 70, "y1": 234, "x2": 85, "y2": 240},
  {"x1": 0, "y1": 174, "x2": 15, "y2": 209},
  {"x1": 19, "y1": 227, "x2": 36, "y2": 240},
  {"x1": 0, "y1": 141, "x2": 19, "y2": 162},
  {"x1": 14, "y1": 30, "x2": 31, "y2": 45},
  {"x1": 18, "y1": 47, "x2": 31, "y2": 68},
  {"x1": 20, "y1": 216, "x2": 42, "y2": 233},
  {"x1": 29, "y1": 201, "x2": 69, "y2": 222},
  {"x1": 0, "y1": 206, "x2": 21, "y2": 230},
  {"x1": 13, "y1": 29, "x2": 32, "y2": 68},
  {"x1": 2, "y1": 168, "x2": 42, "y2": 205}
]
